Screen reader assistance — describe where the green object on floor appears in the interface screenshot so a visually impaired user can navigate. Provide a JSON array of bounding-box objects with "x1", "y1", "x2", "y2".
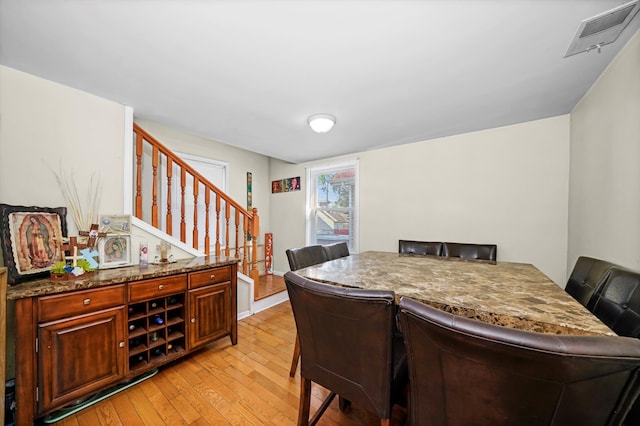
[{"x1": 43, "y1": 369, "x2": 159, "y2": 423}]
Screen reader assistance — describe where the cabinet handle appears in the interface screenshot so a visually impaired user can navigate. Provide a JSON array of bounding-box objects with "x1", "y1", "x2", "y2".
[
  {"x1": 158, "y1": 284, "x2": 164, "y2": 290},
  {"x1": 210, "y1": 274, "x2": 215, "y2": 280},
  {"x1": 83, "y1": 298, "x2": 91, "y2": 305},
  {"x1": 119, "y1": 342, "x2": 125, "y2": 348},
  {"x1": 191, "y1": 318, "x2": 196, "y2": 323}
]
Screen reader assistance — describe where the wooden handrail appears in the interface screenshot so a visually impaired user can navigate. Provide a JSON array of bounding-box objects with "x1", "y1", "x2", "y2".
[{"x1": 133, "y1": 123, "x2": 260, "y2": 291}]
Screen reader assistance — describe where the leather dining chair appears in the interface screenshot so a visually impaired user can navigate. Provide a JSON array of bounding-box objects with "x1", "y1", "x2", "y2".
[
  {"x1": 397, "y1": 296, "x2": 640, "y2": 426},
  {"x1": 285, "y1": 245, "x2": 330, "y2": 377},
  {"x1": 565, "y1": 256, "x2": 619, "y2": 309},
  {"x1": 398, "y1": 240, "x2": 443, "y2": 256},
  {"x1": 285, "y1": 245, "x2": 328, "y2": 272},
  {"x1": 442, "y1": 242, "x2": 497, "y2": 261},
  {"x1": 285, "y1": 271, "x2": 407, "y2": 426},
  {"x1": 322, "y1": 241, "x2": 350, "y2": 260},
  {"x1": 588, "y1": 268, "x2": 640, "y2": 338},
  {"x1": 588, "y1": 268, "x2": 640, "y2": 426}
]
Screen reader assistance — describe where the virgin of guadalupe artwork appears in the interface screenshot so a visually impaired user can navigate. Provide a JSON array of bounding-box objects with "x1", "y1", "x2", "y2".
[
  {"x1": 104, "y1": 236, "x2": 127, "y2": 262},
  {"x1": 10, "y1": 212, "x2": 63, "y2": 274}
]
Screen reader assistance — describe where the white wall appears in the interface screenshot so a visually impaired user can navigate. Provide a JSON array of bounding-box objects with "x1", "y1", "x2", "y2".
[
  {"x1": 269, "y1": 157, "x2": 308, "y2": 272},
  {"x1": 0, "y1": 66, "x2": 126, "y2": 234},
  {"x1": 0, "y1": 65, "x2": 127, "y2": 379},
  {"x1": 568, "y1": 30, "x2": 640, "y2": 273},
  {"x1": 270, "y1": 116, "x2": 571, "y2": 285}
]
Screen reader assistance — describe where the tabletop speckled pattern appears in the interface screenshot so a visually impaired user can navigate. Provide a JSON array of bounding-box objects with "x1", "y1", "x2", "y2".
[
  {"x1": 6, "y1": 256, "x2": 239, "y2": 300},
  {"x1": 298, "y1": 251, "x2": 614, "y2": 336}
]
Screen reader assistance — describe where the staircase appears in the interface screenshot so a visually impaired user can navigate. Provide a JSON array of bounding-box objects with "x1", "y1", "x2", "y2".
[{"x1": 132, "y1": 123, "x2": 262, "y2": 296}]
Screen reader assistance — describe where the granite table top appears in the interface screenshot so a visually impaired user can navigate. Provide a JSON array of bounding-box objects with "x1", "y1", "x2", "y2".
[
  {"x1": 297, "y1": 251, "x2": 614, "y2": 336},
  {"x1": 6, "y1": 255, "x2": 239, "y2": 301}
]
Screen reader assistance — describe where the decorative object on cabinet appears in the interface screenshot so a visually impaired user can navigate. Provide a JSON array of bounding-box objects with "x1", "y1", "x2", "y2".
[
  {"x1": 98, "y1": 234, "x2": 132, "y2": 269},
  {"x1": 78, "y1": 223, "x2": 106, "y2": 248},
  {"x1": 0, "y1": 204, "x2": 68, "y2": 284},
  {"x1": 153, "y1": 241, "x2": 174, "y2": 264},
  {"x1": 51, "y1": 168, "x2": 101, "y2": 233},
  {"x1": 99, "y1": 214, "x2": 131, "y2": 234},
  {"x1": 49, "y1": 258, "x2": 95, "y2": 281}
]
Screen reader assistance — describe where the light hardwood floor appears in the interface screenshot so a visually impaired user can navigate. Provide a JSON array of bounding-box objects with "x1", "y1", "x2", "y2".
[
  {"x1": 50, "y1": 301, "x2": 407, "y2": 426},
  {"x1": 256, "y1": 274, "x2": 286, "y2": 300}
]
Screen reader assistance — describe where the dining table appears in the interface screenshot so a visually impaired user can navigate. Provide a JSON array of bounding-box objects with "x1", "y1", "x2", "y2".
[{"x1": 296, "y1": 251, "x2": 614, "y2": 336}]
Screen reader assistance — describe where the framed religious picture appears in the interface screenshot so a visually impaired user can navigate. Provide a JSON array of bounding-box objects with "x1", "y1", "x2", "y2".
[
  {"x1": 0, "y1": 204, "x2": 68, "y2": 284},
  {"x1": 98, "y1": 234, "x2": 132, "y2": 269},
  {"x1": 271, "y1": 179, "x2": 283, "y2": 193},
  {"x1": 99, "y1": 214, "x2": 132, "y2": 234}
]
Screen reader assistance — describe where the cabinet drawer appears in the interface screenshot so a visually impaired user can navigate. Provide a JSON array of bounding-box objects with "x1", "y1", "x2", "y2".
[
  {"x1": 189, "y1": 266, "x2": 231, "y2": 289},
  {"x1": 129, "y1": 274, "x2": 187, "y2": 302},
  {"x1": 39, "y1": 285, "x2": 126, "y2": 323}
]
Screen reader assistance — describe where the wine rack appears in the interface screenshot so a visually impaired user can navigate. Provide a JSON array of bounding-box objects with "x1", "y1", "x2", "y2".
[{"x1": 127, "y1": 294, "x2": 186, "y2": 373}]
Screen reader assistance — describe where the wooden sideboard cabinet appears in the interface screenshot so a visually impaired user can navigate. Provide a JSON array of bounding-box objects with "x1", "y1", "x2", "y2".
[
  {"x1": 13, "y1": 261, "x2": 237, "y2": 426},
  {"x1": 37, "y1": 285, "x2": 127, "y2": 412},
  {"x1": 188, "y1": 267, "x2": 237, "y2": 348}
]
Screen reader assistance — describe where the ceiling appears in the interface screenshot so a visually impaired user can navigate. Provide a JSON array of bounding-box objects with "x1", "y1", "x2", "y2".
[{"x1": 1, "y1": 1, "x2": 638, "y2": 164}]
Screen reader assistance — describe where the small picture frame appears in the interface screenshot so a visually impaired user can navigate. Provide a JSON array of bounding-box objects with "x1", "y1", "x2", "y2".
[
  {"x1": 98, "y1": 234, "x2": 132, "y2": 269},
  {"x1": 99, "y1": 214, "x2": 132, "y2": 234}
]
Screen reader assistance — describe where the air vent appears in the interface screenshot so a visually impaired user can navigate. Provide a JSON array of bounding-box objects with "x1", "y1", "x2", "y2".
[{"x1": 564, "y1": 0, "x2": 639, "y2": 57}]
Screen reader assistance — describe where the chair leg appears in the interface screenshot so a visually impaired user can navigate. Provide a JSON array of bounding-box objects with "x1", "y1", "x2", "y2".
[
  {"x1": 338, "y1": 396, "x2": 351, "y2": 411},
  {"x1": 289, "y1": 333, "x2": 301, "y2": 377},
  {"x1": 298, "y1": 377, "x2": 312, "y2": 426}
]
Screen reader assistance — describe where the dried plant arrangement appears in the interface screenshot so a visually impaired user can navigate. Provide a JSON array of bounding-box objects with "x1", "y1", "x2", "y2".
[{"x1": 51, "y1": 167, "x2": 102, "y2": 234}]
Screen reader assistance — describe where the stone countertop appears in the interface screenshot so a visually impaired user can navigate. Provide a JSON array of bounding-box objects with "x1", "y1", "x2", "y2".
[
  {"x1": 298, "y1": 251, "x2": 614, "y2": 336},
  {"x1": 6, "y1": 255, "x2": 239, "y2": 300}
]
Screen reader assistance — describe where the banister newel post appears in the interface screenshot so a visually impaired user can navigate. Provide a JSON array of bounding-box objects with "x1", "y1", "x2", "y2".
[{"x1": 251, "y1": 208, "x2": 260, "y2": 285}]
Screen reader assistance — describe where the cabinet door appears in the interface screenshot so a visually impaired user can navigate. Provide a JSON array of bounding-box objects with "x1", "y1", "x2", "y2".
[
  {"x1": 38, "y1": 306, "x2": 126, "y2": 413},
  {"x1": 188, "y1": 283, "x2": 231, "y2": 349}
]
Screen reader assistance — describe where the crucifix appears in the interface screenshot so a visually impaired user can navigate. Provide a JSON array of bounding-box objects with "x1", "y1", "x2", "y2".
[
  {"x1": 60, "y1": 236, "x2": 86, "y2": 262},
  {"x1": 79, "y1": 223, "x2": 107, "y2": 249},
  {"x1": 66, "y1": 246, "x2": 84, "y2": 267}
]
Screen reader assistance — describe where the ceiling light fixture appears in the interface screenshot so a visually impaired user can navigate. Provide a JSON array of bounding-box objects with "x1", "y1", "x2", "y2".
[{"x1": 308, "y1": 114, "x2": 336, "y2": 133}]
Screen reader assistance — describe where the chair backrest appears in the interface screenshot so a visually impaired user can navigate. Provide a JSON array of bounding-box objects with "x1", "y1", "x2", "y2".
[
  {"x1": 590, "y1": 268, "x2": 640, "y2": 338},
  {"x1": 565, "y1": 256, "x2": 619, "y2": 309},
  {"x1": 398, "y1": 296, "x2": 640, "y2": 426},
  {"x1": 398, "y1": 240, "x2": 443, "y2": 256},
  {"x1": 442, "y1": 242, "x2": 497, "y2": 261},
  {"x1": 284, "y1": 271, "x2": 399, "y2": 419},
  {"x1": 322, "y1": 242, "x2": 350, "y2": 261},
  {"x1": 285, "y1": 245, "x2": 328, "y2": 271}
]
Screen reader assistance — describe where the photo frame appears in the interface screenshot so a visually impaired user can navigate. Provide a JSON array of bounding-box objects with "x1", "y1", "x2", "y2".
[
  {"x1": 0, "y1": 204, "x2": 68, "y2": 285},
  {"x1": 271, "y1": 176, "x2": 300, "y2": 193},
  {"x1": 98, "y1": 234, "x2": 132, "y2": 269},
  {"x1": 99, "y1": 214, "x2": 132, "y2": 234}
]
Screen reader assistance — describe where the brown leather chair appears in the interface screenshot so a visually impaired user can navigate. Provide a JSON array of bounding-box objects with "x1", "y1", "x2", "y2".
[
  {"x1": 285, "y1": 271, "x2": 407, "y2": 426},
  {"x1": 285, "y1": 245, "x2": 328, "y2": 271},
  {"x1": 588, "y1": 268, "x2": 640, "y2": 425},
  {"x1": 322, "y1": 241, "x2": 350, "y2": 260},
  {"x1": 285, "y1": 245, "x2": 330, "y2": 377},
  {"x1": 398, "y1": 240, "x2": 443, "y2": 256},
  {"x1": 442, "y1": 242, "x2": 497, "y2": 261},
  {"x1": 565, "y1": 256, "x2": 619, "y2": 309},
  {"x1": 398, "y1": 296, "x2": 640, "y2": 426}
]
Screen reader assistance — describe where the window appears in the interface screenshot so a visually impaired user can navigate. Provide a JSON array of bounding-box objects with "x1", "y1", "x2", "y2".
[{"x1": 306, "y1": 160, "x2": 359, "y2": 253}]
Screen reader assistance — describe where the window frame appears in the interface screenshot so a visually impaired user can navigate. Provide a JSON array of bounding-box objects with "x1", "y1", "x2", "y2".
[{"x1": 305, "y1": 159, "x2": 359, "y2": 254}]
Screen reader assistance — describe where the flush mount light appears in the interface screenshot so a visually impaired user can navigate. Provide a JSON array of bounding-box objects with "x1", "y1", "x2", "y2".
[{"x1": 308, "y1": 114, "x2": 336, "y2": 133}]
